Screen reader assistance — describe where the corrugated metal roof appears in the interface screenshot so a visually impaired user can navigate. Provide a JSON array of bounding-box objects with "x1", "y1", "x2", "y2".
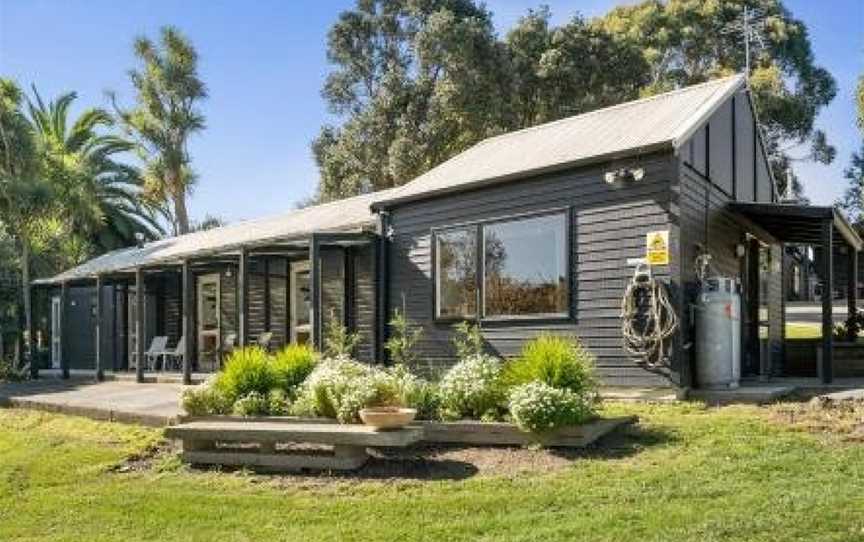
[
  {"x1": 372, "y1": 74, "x2": 746, "y2": 208},
  {"x1": 37, "y1": 75, "x2": 746, "y2": 285},
  {"x1": 36, "y1": 190, "x2": 390, "y2": 284}
]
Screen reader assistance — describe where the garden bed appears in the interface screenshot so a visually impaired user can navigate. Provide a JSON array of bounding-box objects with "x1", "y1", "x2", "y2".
[{"x1": 174, "y1": 414, "x2": 637, "y2": 448}]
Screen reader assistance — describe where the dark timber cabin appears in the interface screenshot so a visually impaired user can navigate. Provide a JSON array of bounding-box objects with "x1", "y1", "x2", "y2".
[{"x1": 31, "y1": 74, "x2": 862, "y2": 389}]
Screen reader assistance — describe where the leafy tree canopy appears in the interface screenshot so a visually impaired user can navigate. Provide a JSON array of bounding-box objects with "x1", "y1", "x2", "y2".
[
  {"x1": 312, "y1": 0, "x2": 648, "y2": 201},
  {"x1": 595, "y1": 0, "x2": 836, "y2": 196},
  {"x1": 314, "y1": 0, "x2": 835, "y2": 202},
  {"x1": 112, "y1": 26, "x2": 207, "y2": 235}
]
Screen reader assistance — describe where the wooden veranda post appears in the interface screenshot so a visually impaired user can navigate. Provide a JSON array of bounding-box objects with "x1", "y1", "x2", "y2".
[
  {"x1": 238, "y1": 248, "x2": 248, "y2": 348},
  {"x1": 309, "y1": 234, "x2": 322, "y2": 350},
  {"x1": 182, "y1": 261, "x2": 193, "y2": 385},
  {"x1": 848, "y1": 248, "x2": 858, "y2": 341},
  {"x1": 821, "y1": 220, "x2": 833, "y2": 384},
  {"x1": 95, "y1": 275, "x2": 104, "y2": 381},
  {"x1": 60, "y1": 281, "x2": 69, "y2": 379},
  {"x1": 135, "y1": 267, "x2": 145, "y2": 383},
  {"x1": 28, "y1": 285, "x2": 38, "y2": 379}
]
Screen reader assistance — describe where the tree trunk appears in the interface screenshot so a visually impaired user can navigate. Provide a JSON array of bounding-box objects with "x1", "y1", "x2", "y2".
[
  {"x1": 20, "y1": 239, "x2": 31, "y2": 370},
  {"x1": 173, "y1": 188, "x2": 190, "y2": 235},
  {"x1": 166, "y1": 168, "x2": 189, "y2": 235}
]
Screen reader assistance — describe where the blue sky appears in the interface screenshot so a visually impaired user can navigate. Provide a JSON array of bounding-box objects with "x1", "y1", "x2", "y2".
[{"x1": 1, "y1": 0, "x2": 861, "y2": 224}]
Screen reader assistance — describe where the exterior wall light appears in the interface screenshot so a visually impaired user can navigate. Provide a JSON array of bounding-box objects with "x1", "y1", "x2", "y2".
[{"x1": 604, "y1": 167, "x2": 645, "y2": 184}]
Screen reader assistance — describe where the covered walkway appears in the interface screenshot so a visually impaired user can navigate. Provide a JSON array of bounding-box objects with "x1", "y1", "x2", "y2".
[{"x1": 728, "y1": 202, "x2": 863, "y2": 383}]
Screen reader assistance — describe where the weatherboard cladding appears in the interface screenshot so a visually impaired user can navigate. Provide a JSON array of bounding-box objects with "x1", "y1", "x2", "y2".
[{"x1": 386, "y1": 153, "x2": 678, "y2": 387}]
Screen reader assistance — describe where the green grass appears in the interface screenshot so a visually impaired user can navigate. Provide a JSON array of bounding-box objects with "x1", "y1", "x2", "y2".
[
  {"x1": 1, "y1": 404, "x2": 863, "y2": 541},
  {"x1": 786, "y1": 322, "x2": 823, "y2": 339}
]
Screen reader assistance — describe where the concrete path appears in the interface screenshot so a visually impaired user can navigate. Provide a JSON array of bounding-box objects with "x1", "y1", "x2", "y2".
[{"x1": 0, "y1": 379, "x2": 186, "y2": 427}]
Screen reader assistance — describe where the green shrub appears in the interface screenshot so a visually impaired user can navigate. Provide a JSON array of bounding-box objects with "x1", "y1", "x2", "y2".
[
  {"x1": 386, "y1": 309, "x2": 423, "y2": 367},
  {"x1": 503, "y1": 335, "x2": 597, "y2": 397},
  {"x1": 271, "y1": 344, "x2": 317, "y2": 397},
  {"x1": 323, "y1": 310, "x2": 359, "y2": 358},
  {"x1": 389, "y1": 364, "x2": 440, "y2": 420},
  {"x1": 181, "y1": 379, "x2": 232, "y2": 416},
  {"x1": 267, "y1": 388, "x2": 291, "y2": 416},
  {"x1": 0, "y1": 357, "x2": 25, "y2": 382},
  {"x1": 232, "y1": 391, "x2": 270, "y2": 417},
  {"x1": 438, "y1": 354, "x2": 505, "y2": 421},
  {"x1": 508, "y1": 381, "x2": 594, "y2": 433},
  {"x1": 292, "y1": 356, "x2": 403, "y2": 423},
  {"x1": 452, "y1": 321, "x2": 484, "y2": 359},
  {"x1": 214, "y1": 347, "x2": 277, "y2": 403}
]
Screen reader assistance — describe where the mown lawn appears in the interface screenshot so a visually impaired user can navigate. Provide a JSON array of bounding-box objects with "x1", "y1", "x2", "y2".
[{"x1": 1, "y1": 403, "x2": 863, "y2": 542}]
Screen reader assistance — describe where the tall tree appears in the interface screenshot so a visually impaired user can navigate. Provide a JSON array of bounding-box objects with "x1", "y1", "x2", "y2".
[
  {"x1": 313, "y1": 0, "x2": 510, "y2": 200},
  {"x1": 504, "y1": 8, "x2": 649, "y2": 127},
  {"x1": 594, "y1": 0, "x2": 837, "y2": 196},
  {"x1": 0, "y1": 78, "x2": 53, "y2": 363},
  {"x1": 312, "y1": 1, "x2": 655, "y2": 201},
  {"x1": 27, "y1": 89, "x2": 163, "y2": 253},
  {"x1": 113, "y1": 26, "x2": 207, "y2": 235}
]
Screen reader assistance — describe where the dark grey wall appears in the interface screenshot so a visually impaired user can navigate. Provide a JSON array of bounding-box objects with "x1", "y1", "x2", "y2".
[
  {"x1": 675, "y1": 88, "x2": 784, "y2": 386},
  {"x1": 386, "y1": 153, "x2": 678, "y2": 387}
]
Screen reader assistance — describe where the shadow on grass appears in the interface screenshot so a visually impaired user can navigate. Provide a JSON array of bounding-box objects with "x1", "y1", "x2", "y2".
[{"x1": 547, "y1": 422, "x2": 678, "y2": 462}]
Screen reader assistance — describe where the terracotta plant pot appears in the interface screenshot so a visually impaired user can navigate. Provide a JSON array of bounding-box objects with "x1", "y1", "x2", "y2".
[{"x1": 359, "y1": 406, "x2": 417, "y2": 430}]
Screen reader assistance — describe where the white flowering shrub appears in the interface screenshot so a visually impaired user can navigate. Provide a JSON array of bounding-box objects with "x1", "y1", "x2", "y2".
[
  {"x1": 181, "y1": 376, "x2": 232, "y2": 416},
  {"x1": 292, "y1": 355, "x2": 402, "y2": 423},
  {"x1": 438, "y1": 354, "x2": 505, "y2": 420},
  {"x1": 232, "y1": 391, "x2": 270, "y2": 417},
  {"x1": 508, "y1": 381, "x2": 594, "y2": 433}
]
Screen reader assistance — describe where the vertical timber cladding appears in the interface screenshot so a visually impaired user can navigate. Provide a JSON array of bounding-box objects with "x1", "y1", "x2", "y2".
[
  {"x1": 387, "y1": 154, "x2": 678, "y2": 387},
  {"x1": 676, "y1": 88, "x2": 783, "y2": 384},
  {"x1": 352, "y1": 244, "x2": 377, "y2": 362}
]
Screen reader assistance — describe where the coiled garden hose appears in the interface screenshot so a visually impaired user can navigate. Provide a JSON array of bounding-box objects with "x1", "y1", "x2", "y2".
[{"x1": 620, "y1": 263, "x2": 679, "y2": 367}]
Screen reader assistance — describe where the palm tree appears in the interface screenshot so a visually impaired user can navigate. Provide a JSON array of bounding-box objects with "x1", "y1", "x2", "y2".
[
  {"x1": 112, "y1": 26, "x2": 207, "y2": 235},
  {"x1": 26, "y1": 89, "x2": 164, "y2": 252}
]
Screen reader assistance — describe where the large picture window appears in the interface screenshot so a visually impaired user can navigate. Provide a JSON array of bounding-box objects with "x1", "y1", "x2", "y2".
[
  {"x1": 435, "y1": 227, "x2": 478, "y2": 318},
  {"x1": 483, "y1": 213, "x2": 568, "y2": 317},
  {"x1": 434, "y1": 211, "x2": 569, "y2": 320}
]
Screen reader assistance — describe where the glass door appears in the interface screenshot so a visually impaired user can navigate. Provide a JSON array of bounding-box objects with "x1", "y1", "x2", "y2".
[
  {"x1": 290, "y1": 262, "x2": 311, "y2": 345},
  {"x1": 197, "y1": 274, "x2": 221, "y2": 370}
]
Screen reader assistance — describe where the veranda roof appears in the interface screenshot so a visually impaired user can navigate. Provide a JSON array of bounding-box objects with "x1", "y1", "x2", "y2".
[{"x1": 35, "y1": 190, "x2": 389, "y2": 285}]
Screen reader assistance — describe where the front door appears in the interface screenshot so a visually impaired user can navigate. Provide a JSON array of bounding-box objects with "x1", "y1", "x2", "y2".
[
  {"x1": 197, "y1": 273, "x2": 221, "y2": 369},
  {"x1": 50, "y1": 296, "x2": 61, "y2": 369},
  {"x1": 290, "y1": 262, "x2": 311, "y2": 345}
]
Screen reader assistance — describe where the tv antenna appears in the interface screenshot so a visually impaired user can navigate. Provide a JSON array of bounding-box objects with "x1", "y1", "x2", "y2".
[{"x1": 721, "y1": 6, "x2": 768, "y2": 76}]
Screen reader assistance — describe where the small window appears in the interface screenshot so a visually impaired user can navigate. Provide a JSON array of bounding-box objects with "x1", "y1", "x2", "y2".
[
  {"x1": 483, "y1": 214, "x2": 568, "y2": 317},
  {"x1": 435, "y1": 227, "x2": 477, "y2": 318}
]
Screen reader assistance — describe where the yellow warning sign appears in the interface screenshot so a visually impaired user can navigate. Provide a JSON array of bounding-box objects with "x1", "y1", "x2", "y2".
[{"x1": 646, "y1": 230, "x2": 669, "y2": 265}]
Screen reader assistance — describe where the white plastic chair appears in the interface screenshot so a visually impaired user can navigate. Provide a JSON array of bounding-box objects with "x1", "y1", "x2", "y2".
[
  {"x1": 143, "y1": 336, "x2": 169, "y2": 371},
  {"x1": 256, "y1": 331, "x2": 273, "y2": 351},
  {"x1": 163, "y1": 336, "x2": 185, "y2": 372}
]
